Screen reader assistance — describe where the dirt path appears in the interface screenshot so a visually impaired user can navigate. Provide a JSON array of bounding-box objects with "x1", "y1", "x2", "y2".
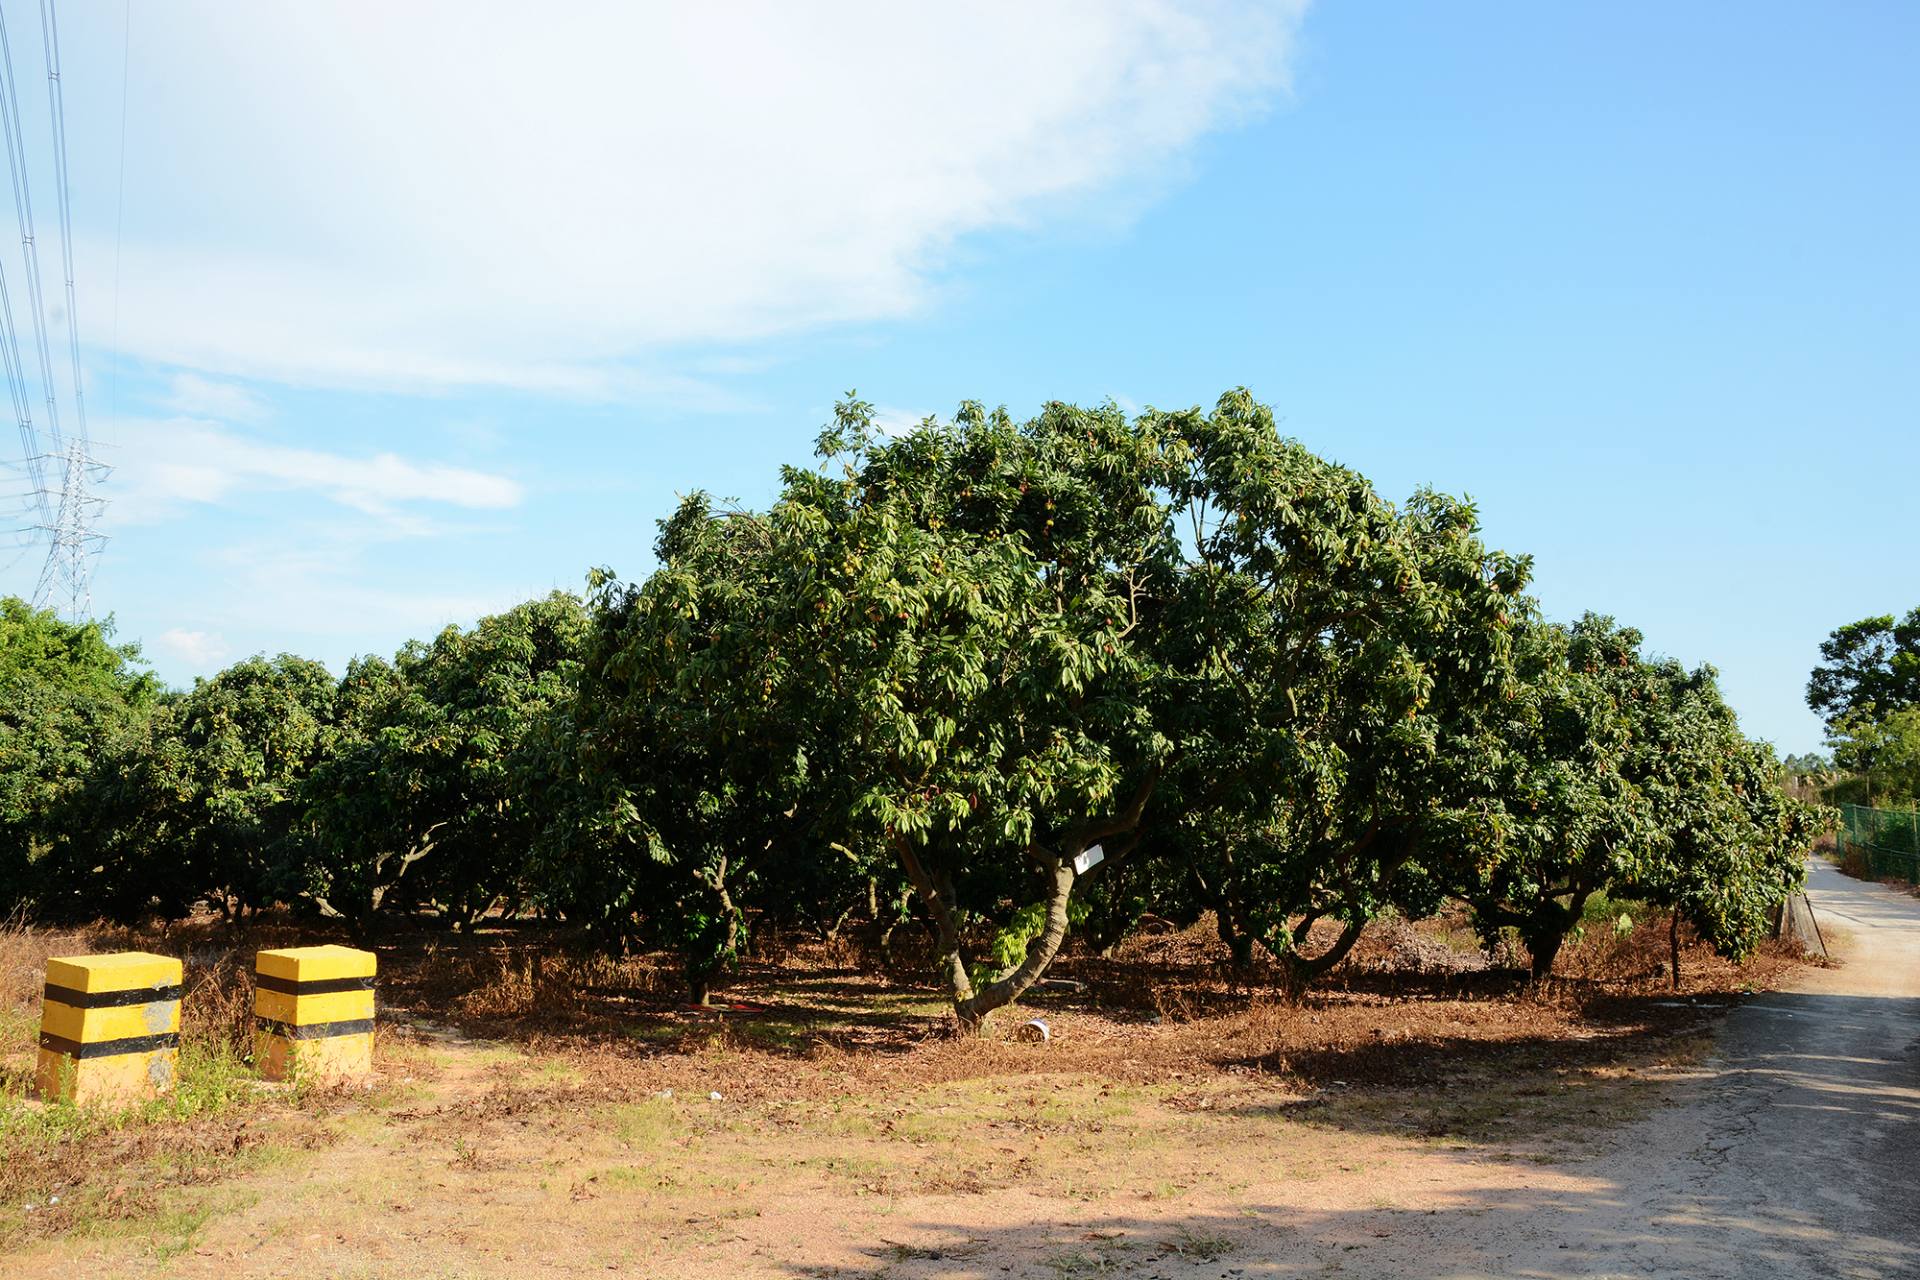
[
  {"x1": 8, "y1": 866, "x2": 1915, "y2": 1279},
  {"x1": 1416, "y1": 859, "x2": 1920, "y2": 1279},
  {"x1": 805, "y1": 859, "x2": 1919, "y2": 1280}
]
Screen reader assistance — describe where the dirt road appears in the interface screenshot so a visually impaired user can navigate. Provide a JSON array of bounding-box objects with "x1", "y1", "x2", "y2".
[
  {"x1": 1514, "y1": 859, "x2": 1920, "y2": 1279},
  {"x1": 768, "y1": 860, "x2": 1920, "y2": 1280},
  {"x1": 1359, "y1": 858, "x2": 1920, "y2": 1279},
  {"x1": 846, "y1": 859, "x2": 1920, "y2": 1280}
]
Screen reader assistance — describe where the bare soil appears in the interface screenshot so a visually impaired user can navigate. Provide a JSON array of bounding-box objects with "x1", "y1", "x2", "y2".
[{"x1": 0, "y1": 906, "x2": 1820, "y2": 1277}]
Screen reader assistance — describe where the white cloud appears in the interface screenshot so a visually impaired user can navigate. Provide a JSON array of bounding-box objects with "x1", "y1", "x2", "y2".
[
  {"x1": 154, "y1": 627, "x2": 230, "y2": 668},
  {"x1": 68, "y1": 2, "x2": 1304, "y2": 399},
  {"x1": 103, "y1": 416, "x2": 524, "y2": 526},
  {"x1": 202, "y1": 542, "x2": 517, "y2": 646},
  {"x1": 159, "y1": 374, "x2": 270, "y2": 423},
  {"x1": 872, "y1": 406, "x2": 937, "y2": 438}
]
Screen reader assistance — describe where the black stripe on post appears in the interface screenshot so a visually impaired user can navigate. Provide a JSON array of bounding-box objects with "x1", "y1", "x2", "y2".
[
  {"x1": 257, "y1": 1017, "x2": 374, "y2": 1041},
  {"x1": 253, "y1": 973, "x2": 375, "y2": 996},
  {"x1": 39, "y1": 1030, "x2": 180, "y2": 1060},
  {"x1": 43, "y1": 983, "x2": 183, "y2": 1009}
]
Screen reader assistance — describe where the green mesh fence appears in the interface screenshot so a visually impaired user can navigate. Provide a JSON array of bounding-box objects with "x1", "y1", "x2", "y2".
[{"x1": 1836, "y1": 802, "x2": 1920, "y2": 883}]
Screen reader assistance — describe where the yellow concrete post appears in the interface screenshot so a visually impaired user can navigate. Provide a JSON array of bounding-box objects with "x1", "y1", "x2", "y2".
[
  {"x1": 35, "y1": 952, "x2": 183, "y2": 1105},
  {"x1": 254, "y1": 945, "x2": 376, "y2": 1082}
]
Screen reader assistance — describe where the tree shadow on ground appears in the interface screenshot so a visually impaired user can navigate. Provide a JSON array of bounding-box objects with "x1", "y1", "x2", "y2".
[
  {"x1": 8, "y1": 914, "x2": 1822, "y2": 1095},
  {"x1": 771, "y1": 989, "x2": 1920, "y2": 1279},
  {"x1": 771, "y1": 1183, "x2": 1919, "y2": 1280}
]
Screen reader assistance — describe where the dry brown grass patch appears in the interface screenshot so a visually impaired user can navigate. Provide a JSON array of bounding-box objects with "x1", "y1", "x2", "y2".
[{"x1": 0, "y1": 899, "x2": 1823, "y2": 1259}]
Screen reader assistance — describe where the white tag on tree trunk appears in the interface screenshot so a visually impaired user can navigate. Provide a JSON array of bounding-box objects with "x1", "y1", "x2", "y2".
[{"x1": 1072, "y1": 844, "x2": 1105, "y2": 876}]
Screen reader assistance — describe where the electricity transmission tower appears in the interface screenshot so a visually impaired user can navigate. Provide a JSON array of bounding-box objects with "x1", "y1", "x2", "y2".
[
  {"x1": 31, "y1": 433, "x2": 107, "y2": 616},
  {"x1": 0, "y1": 0, "x2": 105, "y2": 620}
]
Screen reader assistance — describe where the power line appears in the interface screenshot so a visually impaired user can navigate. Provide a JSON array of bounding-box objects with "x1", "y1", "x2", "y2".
[
  {"x1": 0, "y1": 237, "x2": 46, "y2": 519},
  {"x1": 0, "y1": 0, "x2": 62, "y2": 458},
  {"x1": 0, "y1": 0, "x2": 48, "y2": 526},
  {"x1": 39, "y1": 0, "x2": 87, "y2": 447},
  {"x1": 0, "y1": 0, "x2": 108, "y2": 620},
  {"x1": 108, "y1": 0, "x2": 125, "y2": 423},
  {"x1": 0, "y1": 213, "x2": 41, "y2": 520}
]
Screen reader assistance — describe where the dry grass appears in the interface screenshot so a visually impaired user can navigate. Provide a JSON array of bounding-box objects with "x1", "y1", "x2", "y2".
[
  {"x1": 0, "y1": 914, "x2": 374, "y2": 1253},
  {"x1": 0, "y1": 902, "x2": 1821, "y2": 1261},
  {"x1": 0, "y1": 912, "x2": 90, "y2": 1036}
]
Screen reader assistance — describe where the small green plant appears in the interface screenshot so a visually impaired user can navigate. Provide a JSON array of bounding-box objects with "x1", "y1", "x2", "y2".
[
  {"x1": 879, "y1": 1241, "x2": 968, "y2": 1262},
  {"x1": 1041, "y1": 1247, "x2": 1123, "y2": 1277},
  {"x1": 1161, "y1": 1225, "x2": 1234, "y2": 1261},
  {"x1": 609, "y1": 1096, "x2": 680, "y2": 1149},
  {"x1": 167, "y1": 1041, "x2": 257, "y2": 1118}
]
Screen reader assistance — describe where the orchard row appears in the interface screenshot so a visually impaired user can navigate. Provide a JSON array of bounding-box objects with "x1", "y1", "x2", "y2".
[{"x1": 0, "y1": 392, "x2": 1827, "y2": 1026}]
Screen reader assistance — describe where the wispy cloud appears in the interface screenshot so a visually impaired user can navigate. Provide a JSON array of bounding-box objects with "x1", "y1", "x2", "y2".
[
  {"x1": 104, "y1": 416, "x2": 524, "y2": 527},
  {"x1": 153, "y1": 627, "x2": 231, "y2": 669},
  {"x1": 72, "y1": 1, "x2": 1305, "y2": 400},
  {"x1": 871, "y1": 406, "x2": 938, "y2": 438},
  {"x1": 158, "y1": 374, "x2": 270, "y2": 423},
  {"x1": 198, "y1": 539, "x2": 530, "y2": 650}
]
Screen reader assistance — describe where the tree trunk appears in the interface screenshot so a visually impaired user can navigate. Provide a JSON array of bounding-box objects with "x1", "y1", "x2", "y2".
[
  {"x1": 890, "y1": 765, "x2": 1156, "y2": 1031},
  {"x1": 891, "y1": 836, "x2": 978, "y2": 1012},
  {"x1": 1086, "y1": 907, "x2": 1136, "y2": 960},
  {"x1": 865, "y1": 881, "x2": 908, "y2": 969},
  {"x1": 1670, "y1": 912, "x2": 1682, "y2": 991},
  {"x1": 684, "y1": 860, "x2": 743, "y2": 1008},
  {"x1": 1525, "y1": 929, "x2": 1565, "y2": 980},
  {"x1": 1190, "y1": 865, "x2": 1254, "y2": 971},
  {"x1": 1523, "y1": 890, "x2": 1589, "y2": 980},
  {"x1": 1215, "y1": 903, "x2": 1256, "y2": 971},
  {"x1": 1282, "y1": 917, "x2": 1366, "y2": 984},
  {"x1": 822, "y1": 902, "x2": 857, "y2": 944},
  {"x1": 955, "y1": 857, "x2": 1076, "y2": 1030}
]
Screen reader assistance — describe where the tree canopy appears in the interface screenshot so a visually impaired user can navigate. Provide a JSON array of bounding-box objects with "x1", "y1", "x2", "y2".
[
  {"x1": 0, "y1": 599, "x2": 159, "y2": 903},
  {"x1": 0, "y1": 393, "x2": 1829, "y2": 1026},
  {"x1": 1807, "y1": 608, "x2": 1920, "y2": 729},
  {"x1": 1826, "y1": 707, "x2": 1920, "y2": 805},
  {"x1": 1458, "y1": 616, "x2": 1818, "y2": 975},
  {"x1": 309, "y1": 591, "x2": 589, "y2": 931}
]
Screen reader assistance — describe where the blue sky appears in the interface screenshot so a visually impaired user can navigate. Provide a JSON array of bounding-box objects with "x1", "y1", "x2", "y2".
[{"x1": 1, "y1": 2, "x2": 1912, "y2": 755}]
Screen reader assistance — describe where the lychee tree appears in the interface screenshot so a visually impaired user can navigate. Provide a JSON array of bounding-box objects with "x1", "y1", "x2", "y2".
[
  {"x1": 1149, "y1": 391, "x2": 1529, "y2": 982},
  {"x1": 558, "y1": 498, "x2": 844, "y2": 1004},
  {"x1": 768, "y1": 396, "x2": 1184, "y2": 1027},
  {"x1": 1458, "y1": 614, "x2": 1828, "y2": 976},
  {"x1": 583, "y1": 389, "x2": 1531, "y2": 1022},
  {"x1": 305, "y1": 592, "x2": 589, "y2": 931}
]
